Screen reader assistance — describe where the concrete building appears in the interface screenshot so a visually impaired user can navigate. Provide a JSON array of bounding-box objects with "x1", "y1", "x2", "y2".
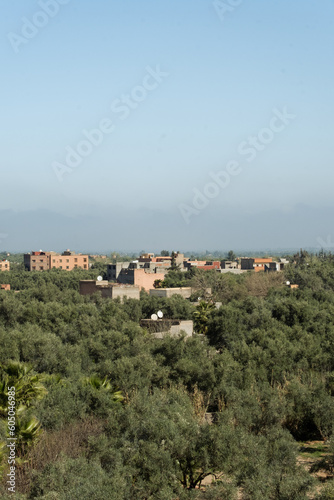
[
  {"x1": 79, "y1": 280, "x2": 140, "y2": 301},
  {"x1": 24, "y1": 252, "x2": 50, "y2": 271},
  {"x1": 219, "y1": 269, "x2": 246, "y2": 275},
  {"x1": 24, "y1": 250, "x2": 89, "y2": 271},
  {"x1": 0, "y1": 260, "x2": 10, "y2": 271},
  {"x1": 139, "y1": 252, "x2": 185, "y2": 266},
  {"x1": 241, "y1": 257, "x2": 288, "y2": 273},
  {"x1": 149, "y1": 287, "x2": 212, "y2": 299},
  {"x1": 241, "y1": 258, "x2": 272, "y2": 272},
  {"x1": 50, "y1": 250, "x2": 89, "y2": 271},
  {"x1": 117, "y1": 268, "x2": 165, "y2": 292},
  {"x1": 0, "y1": 284, "x2": 10, "y2": 290},
  {"x1": 140, "y1": 319, "x2": 193, "y2": 338},
  {"x1": 150, "y1": 287, "x2": 193, "y2": 299},
  {"x1": 184, "y1": 260, "x2": 221, "y2": 271},
  {"x1": 107, "y1": 261, "x2": 165, "y2": 291},
  {"x1": 221, "y1": 260, "x2": 238, "y2": 269}
]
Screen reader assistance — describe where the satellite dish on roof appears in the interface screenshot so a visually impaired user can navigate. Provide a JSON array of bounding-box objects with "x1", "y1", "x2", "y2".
[
  {"x1": 97, "y1": 276, "x2": 103, "y2": 282},
  {"x1": 151, "y1": 314, "x2": 158, "y2": 321},
  {"x1": 286, "y1": 281, "x2": 290, "y2": 286},
  {"x1": 157, "y1": 310, "x2": 163, "y2": 319}
]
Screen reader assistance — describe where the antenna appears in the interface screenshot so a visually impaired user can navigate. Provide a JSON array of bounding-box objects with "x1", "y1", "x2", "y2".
[
  {"x1": 151, "y1": 314, "x2": 158, "y2": 321},
  {"x1": 286, "y1": 281, "x2": 290, "y2": 286},
  {"x1": 97, "y1": 276, "x2": 103, "y2": 282},
  {"x1": 157, "y1": 310, "x2": 163, "y2": 319}
]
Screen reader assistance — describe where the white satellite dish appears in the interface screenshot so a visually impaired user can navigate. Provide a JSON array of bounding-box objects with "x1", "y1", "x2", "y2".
[
  {"x1": 157, "y1": 310, "x2": 163, "y2": 319},
  {"x1": 97, "y1": 276, "x2": 103, "y2": 282},
  {"x1": 151, "y1": 314, "x2": 158, "y2": 321},
  {"x1": 286, "y1": 281, "x2": 290, "y2": 286}
]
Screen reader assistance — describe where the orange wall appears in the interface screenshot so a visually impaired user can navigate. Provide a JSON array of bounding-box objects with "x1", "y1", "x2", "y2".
[{"x1": 134, "y1": 269, "x2": 165, "y2": 291}]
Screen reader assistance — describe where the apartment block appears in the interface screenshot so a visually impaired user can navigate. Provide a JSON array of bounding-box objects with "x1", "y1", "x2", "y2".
[
  {"x1": 24, "y1": 250, "x2": 89, "y2": 271},
  {"x1": 24, "y1": 252, "x2": 50, "y2": 271},
  {"x1": 0, "y1": 259, "x2": 10, "y2": 271},
  {"x1": 50, "y1": 252, "x2": 88, "y2": 271}
]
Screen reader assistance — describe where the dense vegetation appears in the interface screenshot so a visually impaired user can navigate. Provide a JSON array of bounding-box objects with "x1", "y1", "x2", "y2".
[{"x1": 0, "y1": 253, "x2": 333, "y2": 499}]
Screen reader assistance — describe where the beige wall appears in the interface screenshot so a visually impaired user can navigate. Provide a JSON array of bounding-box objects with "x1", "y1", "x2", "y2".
[
  {"x1": 0, "y1": 260, "x2": 10, "y2": 271},
  {"x1": 79, "y1": 281, "x2": 140, "y2": 301},
  {"x1": 51, "y1": 254, "x2": 88, "y2": 271},
  {"x1": 149, "y1": 287, "x2": 193, "y2": 299}
]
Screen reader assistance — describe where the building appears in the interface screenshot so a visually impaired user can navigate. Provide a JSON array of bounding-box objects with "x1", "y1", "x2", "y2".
[
  {"x1": 0, "y1": 284, "x2": 10, "y2": 290},
  {"x1": 139, "y1": 252, "x2": 185, "y2": 266},
  {"x1": 79, "y1": 280, "x2": 140, "y2": 301},
  {"x1": 149, "y1": 287, "x2": 212, "y2": 299},
  {"x1": 24, "y1": 250, "x2": 89, "y2": 271},
  {"x1": 241, "y1": 258, "x2": 273, "y2": 272},
  {"x1": 184, "y1": 260, "x2": 221, "y2": 271},
  {"x1": 150, "y1": 287, "x2": 193, "y2": 299},
  {"x1": 241, "y1": 257, "x2": 288, "y2": 272},
  {"x1": 221, "y1": 260, "x2": 238, "y2": 270},
  {"x1": 140, "y1": 319, "x2": 193, "y2": 338},
  {"x1": 116, "y1": 267, "x2": 165, "y2": 292},
  {"x1": 50, "y1": 250, "x2": 89, "y2": 271},
  {"x1": 0, "y1": 259, "x2": 10, "y2": 271},
  {"x1": 24, "y1": 251, "x2": 51, "y2": 271},
  {"x1": 107, "y1": 260, "x2": 166, "y2": 291}
]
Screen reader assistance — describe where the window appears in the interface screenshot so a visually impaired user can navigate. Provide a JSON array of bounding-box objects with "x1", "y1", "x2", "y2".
[
  {"x1": 74, "y1": 265, "x2": 77, "y2": 268},
  {"x1": 84, "y1": 265, "x2": 87, "y2": 269},
  {"x1": 74, "y1": 258, "x2": 78, "y2": 263},
  {"x1": 59, "y1": 266, "x2": 62, "y2": 269},
  {"x1": 32, "y1": 266, "x2": 36, "y2": 270},
  {"x1": 40, "y1": 266, "x2": 44, "y2": 270},
  {"x1": 66, "y1": 266, "x2": 69, "y2": 269},
  {"x1": 32, "y1": 259, "x2": 36, "y2": 263},
  {"x1": 59, "y1": 259, "x2": 62, "y2": 263},
  {"x1": 53, "y1": 259, "x2": 55, "y2": 263},
  {"x1": 66, "y1": 259, "x2": 69, "y2": 263},
  {"x1": 84, "y1": 258, "x2": 87, "y2": 262}
]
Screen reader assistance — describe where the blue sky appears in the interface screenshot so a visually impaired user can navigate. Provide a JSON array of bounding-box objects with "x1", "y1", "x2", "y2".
[{"x1": 0, "y1": 0, "x2": 333, "y2": 251}]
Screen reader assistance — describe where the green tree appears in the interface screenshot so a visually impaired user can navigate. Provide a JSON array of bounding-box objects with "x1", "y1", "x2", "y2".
[
  {"x1": 227, "y1": 250, "x2": 236, "y2": 261},
  {"x1": 193, "y1": 301, "x2": 215, "y2": 335}
]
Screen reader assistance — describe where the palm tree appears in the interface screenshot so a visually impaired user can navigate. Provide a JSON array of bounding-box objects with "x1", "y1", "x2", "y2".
[
  {"x1": 0, "y1": 362, "x2": 47, "y2": 469},
  {"x1": 0, "y1": 361, "x2": 47, "y2": 417},
  {"x1": 193, "y1": 300, "x2": 215, "y2": 335},
  {"x1": 83, "y1": 375, "x2": 124, "y2": 403}
]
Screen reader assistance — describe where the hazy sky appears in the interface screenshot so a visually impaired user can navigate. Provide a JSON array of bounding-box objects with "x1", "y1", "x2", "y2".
[{"x1": 1, "y1": 0, "x2": 333, "y2": 251}]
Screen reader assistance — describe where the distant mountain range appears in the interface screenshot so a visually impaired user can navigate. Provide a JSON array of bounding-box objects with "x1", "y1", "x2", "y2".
[{"x1": 0, "y1": 204, "x2": 332, "y2": 253}]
